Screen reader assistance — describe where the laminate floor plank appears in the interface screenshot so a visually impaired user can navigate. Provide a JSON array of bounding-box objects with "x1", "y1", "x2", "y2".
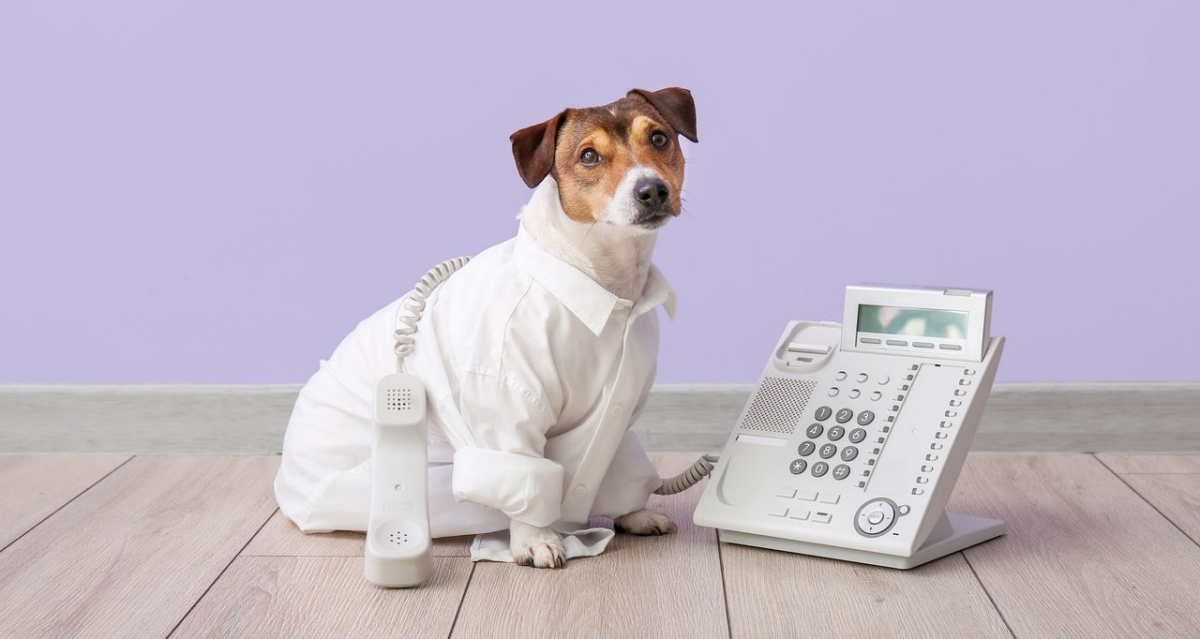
[
  {"x1": 451, "y1": 454, "x2": 727, "y2": 639},
  {"x1": 0, "y1": 454, "x2": 129, "y2": 550},
  {"x1": 720, "y1": 538, "x2": 1010, "y2": 638},
  {"x1": 0, "y1": 456, "x2": 280, "y2": 639},
  {"x1": 948, "y1": 454, "x2": 1200, "y2": 638},
  {"x1": 1094, "y1": 453, "x2": 1200, "y2": 474},
  {"x1": 243, "y1": 511, "x2": 472, "y2": 557},
  {"x1": 170, "y1": 556, "x2": 472, "y2": 639},
  {"x1": 1118, "y1": 473, "x2": 1200, "y2": 545}
]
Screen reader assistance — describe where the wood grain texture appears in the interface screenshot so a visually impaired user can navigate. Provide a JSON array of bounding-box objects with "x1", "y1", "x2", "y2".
[
  {"x1": 243, "y1": 511, "x2": 472, "y2": 558},
  {"x1": 0, "y1": 456, "x2": 280, "y2": 639},
  {"x1": 721, "y1": 546, "x2": 1011, "y2": 639},
  {"x1": 1095, "y1": 453, "x2": 1200, "y2": 474},
  {"x1": 451, "y1": 453, "x2": 727, "y2": 639},
  {"x1": 1119, "y1": 474, "x2": 1200, "y2": 545},
  {"x1": 949, "y1": 454, "x2": 1200, "y2": 638},
  {"x1": 0, "y1": 454, "x2": 129, "y2": 550},
  {"x1": 170, "y1": 556, "x2": 472, "y2": 639}
]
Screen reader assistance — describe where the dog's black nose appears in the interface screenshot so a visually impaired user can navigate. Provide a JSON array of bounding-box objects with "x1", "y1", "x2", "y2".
[{"x1": 635, "y1": 177, "x2": 670, "y2": 208}]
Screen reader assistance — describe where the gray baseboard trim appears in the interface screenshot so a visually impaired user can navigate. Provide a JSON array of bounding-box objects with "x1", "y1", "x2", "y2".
[{"x1": 1, "y1": 382, "x2": 1198, "y2": 454}]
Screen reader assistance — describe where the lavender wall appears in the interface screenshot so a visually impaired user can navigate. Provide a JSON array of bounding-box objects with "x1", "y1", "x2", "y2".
[{"x1": 2, "y1": 2, "x2": 1197, "y2": 384}]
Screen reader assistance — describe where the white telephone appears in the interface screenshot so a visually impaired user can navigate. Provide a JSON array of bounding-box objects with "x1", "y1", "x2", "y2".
[{"x1": 693, "y1": 284, "x2": 1006, "y2": 569}]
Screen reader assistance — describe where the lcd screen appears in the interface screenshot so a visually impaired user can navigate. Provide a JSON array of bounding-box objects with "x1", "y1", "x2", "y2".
[{"x1": 857, "y1": 305, "x2": 968, "y2": 339}]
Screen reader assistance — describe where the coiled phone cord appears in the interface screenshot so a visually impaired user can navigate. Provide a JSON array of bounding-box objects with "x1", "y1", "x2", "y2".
[
  {"x1": 393, "y1": 256, "x2": 472, "y2": 366},
  {"x1": 654, "y1": 454, "x2": 719, "y2": 495},
  {"x1": 393, "y1": 256, "x2": 719, "y2": 495}
]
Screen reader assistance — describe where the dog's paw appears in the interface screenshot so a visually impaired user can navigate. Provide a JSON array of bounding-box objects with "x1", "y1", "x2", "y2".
[
  {"x1": 614, "y1": 508, "x2": 677, "y2": 536},
  {"x1": 509, "y1": 520, "x2": 567, "y2": 569}
]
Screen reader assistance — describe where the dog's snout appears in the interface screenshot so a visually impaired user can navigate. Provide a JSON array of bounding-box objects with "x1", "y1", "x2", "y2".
[{"x1": 634, "y1": 177, "x2": 670, "y2": 208}]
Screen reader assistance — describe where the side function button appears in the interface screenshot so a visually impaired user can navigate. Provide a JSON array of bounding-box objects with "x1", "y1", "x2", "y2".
[
  {"x1": 848, "y1": 428, "x2": 867, "y2": 443},
  {"x1": 789, "y1": 459, "x2": 808, "y2": 475},
  {"x1": 827, "y1": 426, "x2": 845, "y2": 441},
  {"x1": 835, "y1": 408, "x2": 854, "y2": 424},
  {"x1": 814, "y1": 406, "x2": 833, "y2": 421},
  {"x1": 798, "y1": 441, "x2": 816, "y2": 456}
]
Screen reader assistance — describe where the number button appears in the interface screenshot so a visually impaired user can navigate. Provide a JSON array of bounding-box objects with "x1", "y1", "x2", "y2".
[
  {"x1": 819, "y1": 443, "x2": 837, "y2": 459},
  {"x1": 811, "y1": 462, "x2": 829, "y2": 477},
  {"x1": 840, "y1": 446, "x2": 859, "y2": 462},
  {"x1": 806, "y1": 423, "x2": 824, "y2": 439},
  {"x1": 789, "y1": 459, "x2": 808, "y2": 475},
  {"x1": 833, "y1": 464, "x2": 851, "y2": 480},
  {"x1": 856, "y1": 410, "x2": 875, "y2": 426},
  {"x1": 835, "y1": 408, "x2": 854, "y2": 424},
  {"x1": 798, "y1": 441, "x2": 816, "y2": 457},
  {"x1": 827, "y1": 426, "x2": 845, "y2": 441},
  {"x1": 849, "y1": 428, "x2": 867, "y2": 444},
  {"x1": 814, "y1": 406, "x2": 833, "y2": 421}
]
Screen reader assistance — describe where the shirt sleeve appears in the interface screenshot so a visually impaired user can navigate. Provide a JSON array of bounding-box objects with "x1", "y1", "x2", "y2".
[{"x1": 450, "y1": 370, "x2": 565, "y2": 527}]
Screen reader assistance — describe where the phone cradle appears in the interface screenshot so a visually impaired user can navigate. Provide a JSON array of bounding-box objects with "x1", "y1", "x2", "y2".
[{"x1": 364, "y1": 373, "x2": 433, "y2": 587}]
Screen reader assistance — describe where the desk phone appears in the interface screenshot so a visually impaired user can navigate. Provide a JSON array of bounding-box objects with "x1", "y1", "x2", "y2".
[{"x1": 693, "y1": 284, "x2": 1005, "y2": 569}]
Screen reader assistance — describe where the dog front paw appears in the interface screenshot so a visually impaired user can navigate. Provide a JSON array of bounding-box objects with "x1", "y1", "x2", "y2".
[
  {"x1": 509, "y1": 520, "x2": 567, "y2": 568},
  {"x1": 614, "y1": 508, "x2": 677, "y2": 536}
]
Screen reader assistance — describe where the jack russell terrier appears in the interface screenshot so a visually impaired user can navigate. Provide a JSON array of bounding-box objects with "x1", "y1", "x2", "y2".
[{"x1": 274, "y1": 87, "x2": 698, "y2": 569}]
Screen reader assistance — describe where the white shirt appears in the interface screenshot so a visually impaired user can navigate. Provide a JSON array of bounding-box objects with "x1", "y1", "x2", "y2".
[{"x1": 274, "y1": 181, "x2": 677, "y2": 537}]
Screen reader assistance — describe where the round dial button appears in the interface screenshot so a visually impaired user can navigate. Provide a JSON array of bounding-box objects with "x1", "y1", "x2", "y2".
[
  {"x1": 811, "y1": 461, "x2": 829, "y2": 478},
  {"x1": 856, "y1": 410, "x2": 875, "y2": 426},
  {"x1": 806, "y1": 423, "x2": 824, "y2": 439},
  {"x1": 849, "y1": 428, "x2": 867, "y2": 443},
  {"x1": 789, "y1": 459, "x2": 808, "y2": 475},
  {"x1": 827, "y1": 426, "x2": 845, "y2": 441},
  {"x1": 840, "y1": 446, "x2": 859, "y2": 462},
  {"x1": 835, "y1": 408, "x2": 854, "y2": 424},
  {"x1": 819, "y1": 443, "x2": 837, "y2": 459},
  {"x1": 814, "y1": 406, "x2": 833, "y2": 421},
  {"x1": 832, "y1": 464, "x2": 851, "y2": 480},
  {"x1": 798, "y1": 441, "x2": 816, "y2": 456},
  {"x1": 855, "y1": 498, "x2": 899, "y2": 537}
]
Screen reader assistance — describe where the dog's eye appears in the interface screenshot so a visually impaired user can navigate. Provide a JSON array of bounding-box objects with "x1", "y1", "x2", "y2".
[
  {"x1": 650, "y1": 132, "x2": 669, "y2": 148},
  {"x1": 579, "y1": 148, "x2": 601, "y2": 166}
]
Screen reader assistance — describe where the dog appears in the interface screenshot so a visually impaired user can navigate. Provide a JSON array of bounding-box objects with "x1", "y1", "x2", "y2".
[
  {"x1": 505, "y1": 87, "x2": 698, "y2": 566},
  {"x1": 273, "y1": 87, "x2": 698, "y2": 570}
]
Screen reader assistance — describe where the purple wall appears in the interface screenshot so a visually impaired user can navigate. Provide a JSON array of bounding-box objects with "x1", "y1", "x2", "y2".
[{"x1": 2, "y1": 2, "x2": 1197, "y2": 384}]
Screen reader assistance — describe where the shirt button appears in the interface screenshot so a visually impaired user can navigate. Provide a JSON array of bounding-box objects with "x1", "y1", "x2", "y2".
[
  {"x1": 610, "y1": 403, "x2": 623, "y2": 417},
  {"x1": 572, "y1": 485, "x2": 588, "y2": 498}
]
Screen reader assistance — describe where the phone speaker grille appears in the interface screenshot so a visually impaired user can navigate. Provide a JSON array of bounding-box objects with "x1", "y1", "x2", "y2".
[
  {"x1": 386, "y1": 388, "x2": 413, "y2": 412},
  {"x1": 739, "y1": 377, "x2": 816, "y2": 435}
]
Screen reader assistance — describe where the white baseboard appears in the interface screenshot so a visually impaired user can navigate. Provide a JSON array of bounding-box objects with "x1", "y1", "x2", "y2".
[{"x1": 1, "y1": 383, "x2": 1198, "y2": 454}]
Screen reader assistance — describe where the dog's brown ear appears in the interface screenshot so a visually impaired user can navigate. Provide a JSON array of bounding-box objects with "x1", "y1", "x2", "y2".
[
  {"x1": 510, "y1": 111, "x2": 565, "y2": 188},
  {"x1": 629, "y1": 87, "x2": 698, "y2": 143}
]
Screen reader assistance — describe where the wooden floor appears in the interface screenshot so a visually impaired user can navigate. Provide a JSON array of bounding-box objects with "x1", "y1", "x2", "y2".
[{"x1": 3, "y1": 453, "x2": 1200, "y2": 638}]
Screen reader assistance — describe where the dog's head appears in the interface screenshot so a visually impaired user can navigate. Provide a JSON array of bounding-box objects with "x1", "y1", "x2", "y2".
[{"x1": 510, "y1": 87, "x2": 698, "y2": 231}]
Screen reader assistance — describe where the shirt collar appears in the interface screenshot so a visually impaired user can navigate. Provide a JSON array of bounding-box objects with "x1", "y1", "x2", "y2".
[{"x1": 514, "y1": 181, "x2": 678, "y2": 336}]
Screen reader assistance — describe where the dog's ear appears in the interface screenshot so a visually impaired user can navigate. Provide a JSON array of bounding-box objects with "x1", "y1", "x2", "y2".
[
  {"x1": 510, "y1": 111, "x2": 566, "y2": 188},
  {"x1": 628, "y1": 87, "x2": 698, "y2": 143}
]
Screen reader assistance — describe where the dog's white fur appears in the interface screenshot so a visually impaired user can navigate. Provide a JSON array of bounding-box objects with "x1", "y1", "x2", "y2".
[
  {"x1": 510, "y1": 168, "x2": 678, "y2": 567},
  {"x1": 519, "y1": 171, "x2": 662, "y2": 302}
]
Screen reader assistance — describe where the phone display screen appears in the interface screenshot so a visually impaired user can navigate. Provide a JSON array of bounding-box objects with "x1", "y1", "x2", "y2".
[{"x1": 857, "y1": 305, "x2": 968, "y2": 340}]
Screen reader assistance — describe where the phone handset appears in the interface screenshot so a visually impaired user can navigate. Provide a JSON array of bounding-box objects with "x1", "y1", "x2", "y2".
[{"x1": 364, "y1": 257, "x2": 469, "y2": 588}]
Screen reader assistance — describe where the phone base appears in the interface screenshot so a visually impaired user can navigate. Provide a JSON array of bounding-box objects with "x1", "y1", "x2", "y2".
[{"x1": 717, "y1": 511, "x2": 1005, "y2": 570}]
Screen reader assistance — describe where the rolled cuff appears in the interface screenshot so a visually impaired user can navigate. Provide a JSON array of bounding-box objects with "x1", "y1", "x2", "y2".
[{"x1": 451, "y1": 447, "x2": 564, "y2": 527}]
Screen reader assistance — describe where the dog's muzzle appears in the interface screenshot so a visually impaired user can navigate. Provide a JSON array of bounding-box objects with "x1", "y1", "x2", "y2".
[{"x1": 633, "y1": 176, "x2": 677, "y2": 226}]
